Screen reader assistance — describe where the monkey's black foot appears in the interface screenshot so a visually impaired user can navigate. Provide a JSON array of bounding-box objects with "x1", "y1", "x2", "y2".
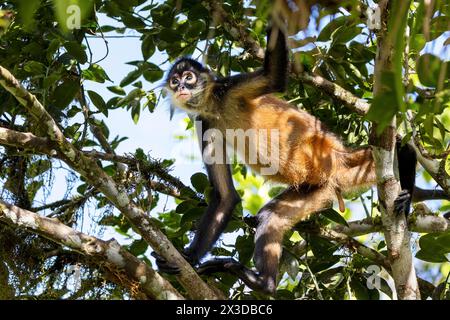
[
  {"x1": 197, "y1": 258, "x2": 273, "y2": 295},
  {"x1": 197, "y1": 258, "x2": 244, "y2": 275},
  {"x1": 394, "y1": 189, "x2": 412, "y2": 217},
  {"x1": 151, "y1": 252, "x2": 181, "y2": 274}
]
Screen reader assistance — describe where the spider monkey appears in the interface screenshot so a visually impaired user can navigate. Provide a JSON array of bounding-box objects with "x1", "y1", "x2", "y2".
[{"x1": 157, "y1": 26, "x2": 420, "y2": 295}]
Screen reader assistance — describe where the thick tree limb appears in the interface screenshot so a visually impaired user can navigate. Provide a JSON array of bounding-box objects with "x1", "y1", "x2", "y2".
[
  {"x1": 332, "y1": 213, "x2": 450, "y2": 237},
  {"x1": 82, "y1": 150, "x2": 201, "y2": 201},
  {"x1": 0, "y1": 65, "x2": 221, "y2": 300},
  {"x1": 0, "y1": 200, "x2": 183, "y2": 300},
  {"x1": 0, "y1": 127, "x2": 198, "y2": 201},
  {"x1": 0, "y1": 126, "x2": 199, "y2": 205},
  {"x1": 369, "y1": 0, "x2": 419, "y2": 300},
  {"x1": 296, "y1": 73, "x2": 370, "y2": 115}
]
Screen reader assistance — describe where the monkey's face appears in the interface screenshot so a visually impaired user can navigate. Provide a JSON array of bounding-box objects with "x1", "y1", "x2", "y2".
[
  {"x1": 166, "y1": 58, "x2": 210, "y2": 112},
  {"x1": 168, "y1": 70, "x2": 198, "y2": 103}
]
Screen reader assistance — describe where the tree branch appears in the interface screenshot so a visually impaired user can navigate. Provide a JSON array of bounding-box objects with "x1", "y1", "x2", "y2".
[
  {"x1": 0, "y1": 199, "x2": 183, "y2": 300},
  {"x1": 332, "y1": 207, "x2": 450, "y2": 237},
  {"x1": 0, "y1": 64, "x2": 222, "y2": 300},
  {"x1": 0, "y1": 126, "x2": 201, "y2": 202},
  {"x1": 293, "y1": 222, "x2": 436, "y2": 298},
  {"x1": 369, "y1": 0, "x2": 419, "y2": 300}
]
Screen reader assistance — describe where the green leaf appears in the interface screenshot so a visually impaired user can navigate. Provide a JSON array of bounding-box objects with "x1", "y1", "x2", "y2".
[
  {"x1": 186, "y1": 20, "x2": 206, "y2": 38},
  {"x1": 190, "y1": 172, "x2": 209, "y2": 193},
  {"x1": 142, "y1": 63, "x2": 164, "y2": 83},
  {"x1": 82, "y1": 64, "x2": 111, "y2": 83},
  {"x1": 121, "y1": 13, "x2": 146, "y2": 29},
  {"x1": 410, "y1": 34, "x2": 426, "y2": 53},
  {"x1": 129, "y1": 239, "x2": 148, "y2": 256},
  {"x1": 235, "y1": 234, "x2": 254, "y2": 265},
  {"x1": 309, "y1": 255, "x2": 340, "y2": 273},
  {"x1": 87, "y1": 90, "x2": 107, "y2": 114},
  {"x1": 23, "y1": 61, "x2": 46, "y2": 75},
  {"x1": 175, "y1": 200, "x2": 198, "y2": 214},
  {"x1": 331, "y1": 25, "x2": 361, "y2": 46},
  {"x1": 53, "y1": 80, "x2": 80, "y2": 108},
  {"x1": 309, "y1": 235, "x2": 337, "y2": 258},
  {"x1": 64, "y1": 41, "x2": 88, "y2": 64},
  {"x1": 268, "y1": 186, "x2": 285, "y2": 198},
  {"x1": 151, "y1": 4, "x2": 174, "y2": 28},
  {"x1": 350, "y1": 277, "x2": 370, "y2": 300},
  {"x1": 416, "y1": 250, "x2": 448, "y2": 263},
  {"x1": 279, "y1": 250, "x2": 299, "y2": 280},
  {"x1": 27, "y1": 160, "x2": 51, "y2": 178},
  {"x1": 416, "y1": 232, "x2": 450, "y2": 263},
  {"x1": 366, "y1": 71, "x2": 399, "y2": 134},
  {"x1": 159, "y1": 28, "x2": 182, "y2": 42},
  {"x1": 120, "y1": 69, "x2": 142, "y2": 87},
  {"x1": 317, "y1": 16, "x2": 351, "y2": 42},
  {"x1": 417, "y1": 54, "x2": 449, "y2": 88},
  {"x1": 131, "y1": 102, "x2": 141, "y2": 124},
  {"x1": 180, "y1": 207, "x2": 205, "y2": 227},
  {"x1": 321, "y1": 208, "x2": 349, "y2": 227},
  {"x1": 429, "y1": 16, "x2": 450, "y2": 40},
  {"x1": 17, "y1": 0, "x2": 40, "y2": 30},
  {"x1": 141, "y1": 35, "x2": 156, "y2": 60},
  {"x1": 107, "y1": 86, "x2": 126, "y2": 96}
]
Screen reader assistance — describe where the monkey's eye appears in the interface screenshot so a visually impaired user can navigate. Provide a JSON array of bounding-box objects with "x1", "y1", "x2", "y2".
[
  {"x1": 170, "y1": 78, "x2": 179, "y2": 88},
  {"x1": 184, "y1": 72, "x2": 197, "y2": 85}
]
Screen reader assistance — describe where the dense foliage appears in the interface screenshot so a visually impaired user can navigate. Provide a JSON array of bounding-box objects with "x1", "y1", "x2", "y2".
[{"x1": 0, "y1": 0, "x2": 448, "y2": 300}]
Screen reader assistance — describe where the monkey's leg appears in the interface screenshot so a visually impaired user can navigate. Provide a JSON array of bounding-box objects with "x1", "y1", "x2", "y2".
[
  {"x1": 394, "y1": 140, "x2": 417, "y2": 216},
  {"x1": 253, "y1": 185, "x2": 334, "y2": 294},
  {"x1": 198, "y1": 185, "x2": 334, "y2": 294}
]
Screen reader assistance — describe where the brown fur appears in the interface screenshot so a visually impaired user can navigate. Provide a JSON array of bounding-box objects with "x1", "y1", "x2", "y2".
[
  {"x1": 167, "y1": 64, "x2": 379, "y2": 293},
  {"x1": 171, "y1": 73, "x2": 377, "y2": 216},
  {"x1": 206, "y1": 92, "x2": 376, "y2": 202}
]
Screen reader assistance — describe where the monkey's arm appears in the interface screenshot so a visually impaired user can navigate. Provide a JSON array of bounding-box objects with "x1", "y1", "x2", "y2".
[
  {"x1": 183, "y1": 117, "x2": 241, "y2": 264},
  {"x1": 215, "y1": 27, "x2": 288, "y2": 99}
]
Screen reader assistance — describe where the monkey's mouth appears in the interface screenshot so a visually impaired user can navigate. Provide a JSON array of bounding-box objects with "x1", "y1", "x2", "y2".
[{"x1": 176, "y1": 91, "x2": 192, "y2": 101}]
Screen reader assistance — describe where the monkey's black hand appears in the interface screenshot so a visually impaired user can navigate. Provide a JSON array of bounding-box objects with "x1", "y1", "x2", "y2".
[
  {"x1": 151, "y1": 252, "x2": 180, "y2": 274},
  {"x1": 151, "y1": 250, "x2": 196, "y2": 274},
  {"x1": 394, "y1": 189, "x2": 412, "y2": 217}
]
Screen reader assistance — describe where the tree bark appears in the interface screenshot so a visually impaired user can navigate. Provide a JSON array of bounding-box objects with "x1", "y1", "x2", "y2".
[
  {"x1": 0, "y1": 200, "x2": 183, "y2": 300},
  {"x1": 370, "y1": 0, "x2": 420, "y2": 300}
]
